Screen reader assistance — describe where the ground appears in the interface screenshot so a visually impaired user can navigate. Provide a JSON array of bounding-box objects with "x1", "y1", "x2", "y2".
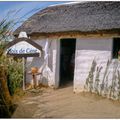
[{"x1": 12, "y1": 84, "x2": 120, "y2": 119}]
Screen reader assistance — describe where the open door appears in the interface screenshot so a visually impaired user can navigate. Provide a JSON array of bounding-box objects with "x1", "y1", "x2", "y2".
[{"x1": 59, "y1": 38, "x2": 76, "y2": 87}]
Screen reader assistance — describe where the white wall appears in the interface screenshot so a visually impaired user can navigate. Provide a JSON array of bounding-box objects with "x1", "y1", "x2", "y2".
[
  {"x1": 26, "y1": 38, "x2": 58, "y2": 88},
  {"x1": 74, "y1": 38, "x2": 113, "y2": 93}
]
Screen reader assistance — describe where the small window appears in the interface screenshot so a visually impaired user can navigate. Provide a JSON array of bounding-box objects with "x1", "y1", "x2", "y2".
[{"x1": 112, "y1": 38, "x2": 120, "y2": 58}]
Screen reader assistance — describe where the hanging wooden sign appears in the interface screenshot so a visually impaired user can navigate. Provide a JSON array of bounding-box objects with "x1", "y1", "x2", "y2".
[{"x1": 6, "y1": 38, "x2": 42, "y2": 57}]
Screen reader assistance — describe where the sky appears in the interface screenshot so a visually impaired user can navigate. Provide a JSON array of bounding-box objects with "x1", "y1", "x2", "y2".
[{"x1": 0, "y1": 1, "x2": 70, "y2": 30}]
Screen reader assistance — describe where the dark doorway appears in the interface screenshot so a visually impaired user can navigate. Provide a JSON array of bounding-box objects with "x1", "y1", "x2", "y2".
[
  {"x1": 59, "y1": 38, "x2": 76, "y2": 87},
  {"x1": 112, "y1": 38, "x2": 120, "y2": 58}
]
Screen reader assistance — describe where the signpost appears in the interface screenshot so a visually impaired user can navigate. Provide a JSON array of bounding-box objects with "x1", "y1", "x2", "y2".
[
  {"x1": 6, "y1": 32, "x2": 42, "y2": 90},
  {"x1": 22, "y1": 57, "x2": 27, "y2": 90}
]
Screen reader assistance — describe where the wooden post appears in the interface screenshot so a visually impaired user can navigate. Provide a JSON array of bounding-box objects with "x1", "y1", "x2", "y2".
[
  {"x1": 23, "y1": 57, "x2": 27, "y2": 90},
  {"x1": 32, "y1": 74, "x2": 37, "y2": 88}
]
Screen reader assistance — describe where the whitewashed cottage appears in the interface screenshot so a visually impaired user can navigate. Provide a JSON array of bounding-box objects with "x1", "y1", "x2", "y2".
[{"x1": 14, "y1": 2, "x2": 120, "y2": 99}]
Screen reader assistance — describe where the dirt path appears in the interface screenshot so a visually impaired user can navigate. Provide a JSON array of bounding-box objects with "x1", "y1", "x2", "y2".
[{"x1": 12, "y1": 85, "x2": 120, "y2": 118}]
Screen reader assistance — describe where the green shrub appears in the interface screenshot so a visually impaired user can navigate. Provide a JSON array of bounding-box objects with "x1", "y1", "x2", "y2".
[
  {"x1": 0, "y1": 41, "x2": 23, "y2": 96},
  {"x1": 7, "y1": 58, "x2": 23, "y2": 96}
]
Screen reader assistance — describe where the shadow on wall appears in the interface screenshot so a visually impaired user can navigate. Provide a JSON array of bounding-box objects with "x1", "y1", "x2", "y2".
[{"x1": 84, "y1": 59, "x2": 120, "y2": 100}]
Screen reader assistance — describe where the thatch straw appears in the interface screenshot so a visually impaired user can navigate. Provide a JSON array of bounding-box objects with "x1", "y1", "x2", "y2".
[{"x1": 14, "y1": 2, "x2": 120, "y2": 35}]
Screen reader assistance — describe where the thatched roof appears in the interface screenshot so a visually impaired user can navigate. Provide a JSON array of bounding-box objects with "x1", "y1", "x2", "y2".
[{"x1": 14, "y1": 1, "x2": 120, "y2": 35}]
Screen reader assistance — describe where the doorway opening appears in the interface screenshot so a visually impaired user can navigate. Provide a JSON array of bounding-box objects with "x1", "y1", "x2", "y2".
[
  {"x1": 112, "y1": 38, "x2": 120, "y2": 58},
  {"x1": 59, "y1": 38, "x2": 76, "y2": 87}
]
